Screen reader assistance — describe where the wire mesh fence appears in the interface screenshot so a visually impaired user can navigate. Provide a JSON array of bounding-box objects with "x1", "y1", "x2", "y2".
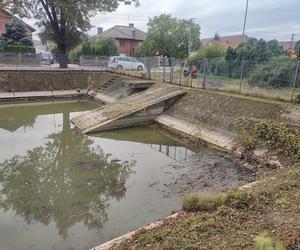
[{"x1": 0, "y1": 52, "x2": 299, "y2": 102}]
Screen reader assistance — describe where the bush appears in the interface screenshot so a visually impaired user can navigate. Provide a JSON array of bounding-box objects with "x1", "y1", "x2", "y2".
[
  {"x1": 224, "y1": 189, "x2": 253, "y2": 209},
  {"x1": 254, "y1": 232, "x2": 285, "y2": 250},
  {"x1": 182, "y1": 193, "x2": 225, "y2": 212},
  {"x1": 237, "y1": 119, "x2": 300, "y2": 162},
  {"x1": 193, "y1": 43, "x2": 226, "y2": 61},
  {"x1": 69, "y1": 36, "x2": 118, "y2": 61},
  {"x1": 247, "y1": 56, "x2": 295, "y2": 88},
  {"x1": 0, "y1": 45, "x2": 36, "y2": 53}
]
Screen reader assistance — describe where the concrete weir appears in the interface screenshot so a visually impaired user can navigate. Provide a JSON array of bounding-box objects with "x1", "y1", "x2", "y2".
[{"x1": 71, "y1": 84, "x2": 187, "y2": 134}]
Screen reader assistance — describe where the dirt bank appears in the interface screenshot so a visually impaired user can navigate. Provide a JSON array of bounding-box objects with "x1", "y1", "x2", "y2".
[{"x1": 115, "y1": 165, "x2": 300, "y2": 250}]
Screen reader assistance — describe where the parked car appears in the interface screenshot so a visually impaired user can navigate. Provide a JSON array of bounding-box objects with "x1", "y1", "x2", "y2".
[
  {"x1": 40, "y1": 52, "x2": 54, "y2": 64},
  {"x1": 108, "y1": 56, "x2": 145, "y2": 71}
]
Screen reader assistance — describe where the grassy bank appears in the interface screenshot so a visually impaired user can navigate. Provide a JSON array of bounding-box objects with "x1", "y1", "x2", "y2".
[{"x1": 116, "y1": 165, "x2": 299, "y2": 249}]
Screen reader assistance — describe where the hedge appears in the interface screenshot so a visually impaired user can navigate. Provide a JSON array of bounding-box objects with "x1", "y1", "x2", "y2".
[{"x1": 0, "y1": 45, "x2": 36, "y2": 54}]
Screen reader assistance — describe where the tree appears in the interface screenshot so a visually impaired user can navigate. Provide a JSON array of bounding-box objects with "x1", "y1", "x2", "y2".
[
  {"x1": 214, "y1": 32, "x2": 221, "y2": 41},
  {"x1": 138, "y1": 14, "x2": 201, "y2": 59},
  {"x1": 0, "y1": 18, "x2": 33, "y2": 46},
  {"x1": 193, "y1": 43, "x2": 226, "y2": 61},
  {"x1": 1, "y1": 0, "x2": 139, "y2": 68},
  {"x1": 0, "y1": 109, "x2": 135, "y2": 238}
]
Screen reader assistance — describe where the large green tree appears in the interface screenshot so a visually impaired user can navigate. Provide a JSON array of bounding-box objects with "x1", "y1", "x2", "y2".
[
  {"x1": 138, "y1": 14, "x2": 201, "y2": 59},
  {"x1": 1, "y1": 0, "x2": 139, "y2": 68},
  {"x1": 0, "y1": 18, "x2": 33, "y2": 46}
]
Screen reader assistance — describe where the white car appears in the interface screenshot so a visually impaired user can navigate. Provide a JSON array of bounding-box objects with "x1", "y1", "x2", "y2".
[
  {"x1": 40, "y1": 52, "x2": 54, "y2": 64},
  {"x1": 108, "y1": 56, "x2": 145, "y2": 71}
]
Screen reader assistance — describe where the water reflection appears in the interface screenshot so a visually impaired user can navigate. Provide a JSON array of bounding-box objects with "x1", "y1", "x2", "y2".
[
  {"x1": 0, "y1": 108, "x2": 135, "y2": 238},
  {"x1": 147, "y1": 144, "x2": 194, "y2": 163}
]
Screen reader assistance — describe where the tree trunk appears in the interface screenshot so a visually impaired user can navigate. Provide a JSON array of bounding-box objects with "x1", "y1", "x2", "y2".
[{"x1": 57, "y1": 43, "x2": 68, "y2": 69}]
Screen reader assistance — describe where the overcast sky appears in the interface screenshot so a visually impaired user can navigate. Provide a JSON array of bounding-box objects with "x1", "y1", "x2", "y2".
[{"x1": 28, "y1": 0, "x2": 300, "y2": 41}]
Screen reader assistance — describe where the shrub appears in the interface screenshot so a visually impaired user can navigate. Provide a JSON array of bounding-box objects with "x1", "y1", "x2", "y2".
[
  {"x1": 237, "y1": 119, "x2": 300, "y2": 162},
  {"x1": 247, "y1": 56, "x2": 295, "y2": 88},
  {"x1": 224, "y1": 189, "x2": 253, "y2": 209},
  {"x1": 182, "y1": 193, "x2": 225, "y2": 212},
  {"x1": 69, "y1": 36, "x2": 118, "y2": 61},
  {"x1": 182, "y1": 194, "x2": 201, "y2": 212},
  {"x1": 254, "y1": 232, "x2": 285, "y2": 250},
  {"x1": 193, "y1": 43, "x2": 226, "y2": 61},
  {"x1": 0, "y1": 45, "x2": 36, "y2": 53}
]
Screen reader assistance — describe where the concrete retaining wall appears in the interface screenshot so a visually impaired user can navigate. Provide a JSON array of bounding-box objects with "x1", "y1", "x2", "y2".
[
  {"x1": 0, "y1": 71, "x2": 118, "y2": 92},
  {"x1": 164, "y1": 89, "x2": 300, "y2": 137}
]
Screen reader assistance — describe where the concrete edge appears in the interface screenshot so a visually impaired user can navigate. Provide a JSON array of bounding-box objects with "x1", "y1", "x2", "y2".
[
  {"x1": 91, "y1": 212, "x2": 183, "y2": 250},
  {"x1": 155, "y1": 114, "x2": 237, "y2": 153}
]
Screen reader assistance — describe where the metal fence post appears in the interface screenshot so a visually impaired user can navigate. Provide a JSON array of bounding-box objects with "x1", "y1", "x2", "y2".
[
  {"x1": 239, "y1": 59, "x2": 245, "y2": 94},
  {"x1": 291, "y1": 60, "x2": 300, "y2": 102},
  {"x1": 179, "y1": 62, "x2": 183, "y2": 86},
  {"x1": 169, "y1": 58, "x2": 174, "y2": 83},
  {"x1": 163, "y1": 57, "x2": 166, "y2": 83},
  {"x1": 202, "y1": 59, "x2": 207, "y2": 89},
  {"x1": 147, "y1": 57, "x2": 151, "y2": 80}
]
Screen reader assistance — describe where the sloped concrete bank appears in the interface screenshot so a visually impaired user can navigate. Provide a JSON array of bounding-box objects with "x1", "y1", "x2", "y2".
[
  {"x1": 90, "y1": 86, "x2": 300, "y2": 250},
  {"x1": 0, "y1": 71, "x2": 127, "y2": 92},
  {"x1": 159, "y1": 88, "x2": 300, "y2": 150}
]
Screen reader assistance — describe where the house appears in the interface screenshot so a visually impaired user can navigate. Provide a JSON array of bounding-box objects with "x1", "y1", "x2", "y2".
[
  {"x1": 98, "y1": 23, "x2": 146, "y2": 57},
  {"x1": 201, "y1": 35, "x2": 250, "y2": 49},
  {"x1": 0, "y1": 9, "x2": 36, "y2": 36}
]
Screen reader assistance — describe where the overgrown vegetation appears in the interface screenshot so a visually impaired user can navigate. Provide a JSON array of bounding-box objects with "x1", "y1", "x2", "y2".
[
  {"x1": 254, "y1": 232, "x2": 285, "y2": 250},
  {"x1": 190, "y1": 37, "x2": 300, "y2": 88},
  {"x1": 236, "y1": 119, "x2": 300, "y2": 162},
  {"x1": 69, "y1": 37, "x2": 118, "y2": 62},
  {"x1": 118, "y1": 166, "x2": 300, "y2": 249},
  {"x1": 182, "y1": 189, "x2": 253, "y2": 212}
]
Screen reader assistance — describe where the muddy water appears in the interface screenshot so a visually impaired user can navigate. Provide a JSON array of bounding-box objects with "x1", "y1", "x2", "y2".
[{"x1": 0, "y1": 100, "x2": 251, "y2": 250}]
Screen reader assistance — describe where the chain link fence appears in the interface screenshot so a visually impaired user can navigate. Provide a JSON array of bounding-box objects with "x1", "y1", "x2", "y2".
[{"x1": 1, "y1": 53, "x2": 299, "y2": 102}]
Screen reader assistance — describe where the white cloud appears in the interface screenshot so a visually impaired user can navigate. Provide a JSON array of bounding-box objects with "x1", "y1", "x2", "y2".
[{"x1": 24, "y1": 0, "x2": 300, "y2": 41}]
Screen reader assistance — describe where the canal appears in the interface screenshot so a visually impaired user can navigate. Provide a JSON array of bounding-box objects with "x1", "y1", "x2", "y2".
[{"x1": 0, "y1": 100, "x2": 251, "y2": 250}]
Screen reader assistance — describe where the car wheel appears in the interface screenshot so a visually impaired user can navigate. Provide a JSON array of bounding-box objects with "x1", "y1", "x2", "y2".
[
  {"x1": 117, "y1": 65, "x2": 123, "y2": 70},
  {"x1": 137, "y1": 65, "x2": 143, "y2": 71}
]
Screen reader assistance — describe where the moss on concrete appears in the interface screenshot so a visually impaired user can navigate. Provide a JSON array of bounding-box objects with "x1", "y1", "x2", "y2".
[
  {"x1": 165, "y1": 89, "x2": 300, "y2": 135},
  {"x1": 0, "y1": 71, "x2": 117, "y2": 91}
]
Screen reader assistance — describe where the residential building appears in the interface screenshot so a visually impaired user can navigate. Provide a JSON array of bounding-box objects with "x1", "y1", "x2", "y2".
[
  {"x1": 0, "y1": 9, "x2": 35, "y2": 36},
  {"x1": 201, "y1": 35, "x2": 250, "y2": 49},
  {"x1": 98, "y1": 23, "x2": 146, "y2": 57}
]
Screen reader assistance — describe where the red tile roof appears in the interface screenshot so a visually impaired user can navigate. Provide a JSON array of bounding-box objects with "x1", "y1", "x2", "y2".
[{"x1": 201, "y1": 35, "x2": 250, "y2": 49}]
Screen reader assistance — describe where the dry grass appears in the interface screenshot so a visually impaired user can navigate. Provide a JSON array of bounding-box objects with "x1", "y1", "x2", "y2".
[{"x1": 116, "y1": 166, "x2": 300, "y2": 250}]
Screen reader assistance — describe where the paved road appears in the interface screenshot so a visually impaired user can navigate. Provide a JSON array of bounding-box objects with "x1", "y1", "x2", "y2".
[{"x1": 0, "y1": 63, "x2": 108, "y2": 71}]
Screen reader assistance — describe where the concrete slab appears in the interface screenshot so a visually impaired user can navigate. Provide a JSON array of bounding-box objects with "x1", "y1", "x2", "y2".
[
  {"x1": 71, "y1": 84, "x2": 187, "y2": 134},
  {"x1": 0, "y1": 90, "x2": 86, "y2": 101},
  {"x1": 156, "y1": 114, "x2": 236, "y2": 151}
]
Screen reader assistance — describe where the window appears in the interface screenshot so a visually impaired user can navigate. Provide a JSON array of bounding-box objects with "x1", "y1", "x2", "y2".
[
  {"x1": 118, "y1": 57, "x2": 129, "y2": 62},
  {"x1": 119, "y1": 40, "x2": 126, "y2": 46}
]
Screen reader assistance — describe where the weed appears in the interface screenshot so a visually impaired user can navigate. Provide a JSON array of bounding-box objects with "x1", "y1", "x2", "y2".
[
  {"x1": 182, "y1": 193, "x2": 225, "y2": 212},
  {"x1": 254, "y1": 232, "x2": 285, "y2": 250},
  {"x1": 224, "y1": 189, "x2": 254, "y2": 209},
  {"x1": 236, "y1": 119, "x2": 300, "y2": 162}
]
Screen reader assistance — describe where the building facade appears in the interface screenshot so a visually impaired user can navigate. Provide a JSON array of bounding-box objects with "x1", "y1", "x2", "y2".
[
  {"x1": 98, "y1": 24, "x2": 146, "y2": 57},
  {"x1": 0, "y1": 9, "x2": 35, "y2": 36}
]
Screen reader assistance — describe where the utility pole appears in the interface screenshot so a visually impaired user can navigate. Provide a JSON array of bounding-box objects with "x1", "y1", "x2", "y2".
[
  {"x1": 242, "y1": 0, "x2": 249, "y2": 42},
  {"x1": 290, "y1": 33, "x2": 295, "y2": 49},
  {"x1": 239, "y1": 0, "x2": 250, "y2": 94}
]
